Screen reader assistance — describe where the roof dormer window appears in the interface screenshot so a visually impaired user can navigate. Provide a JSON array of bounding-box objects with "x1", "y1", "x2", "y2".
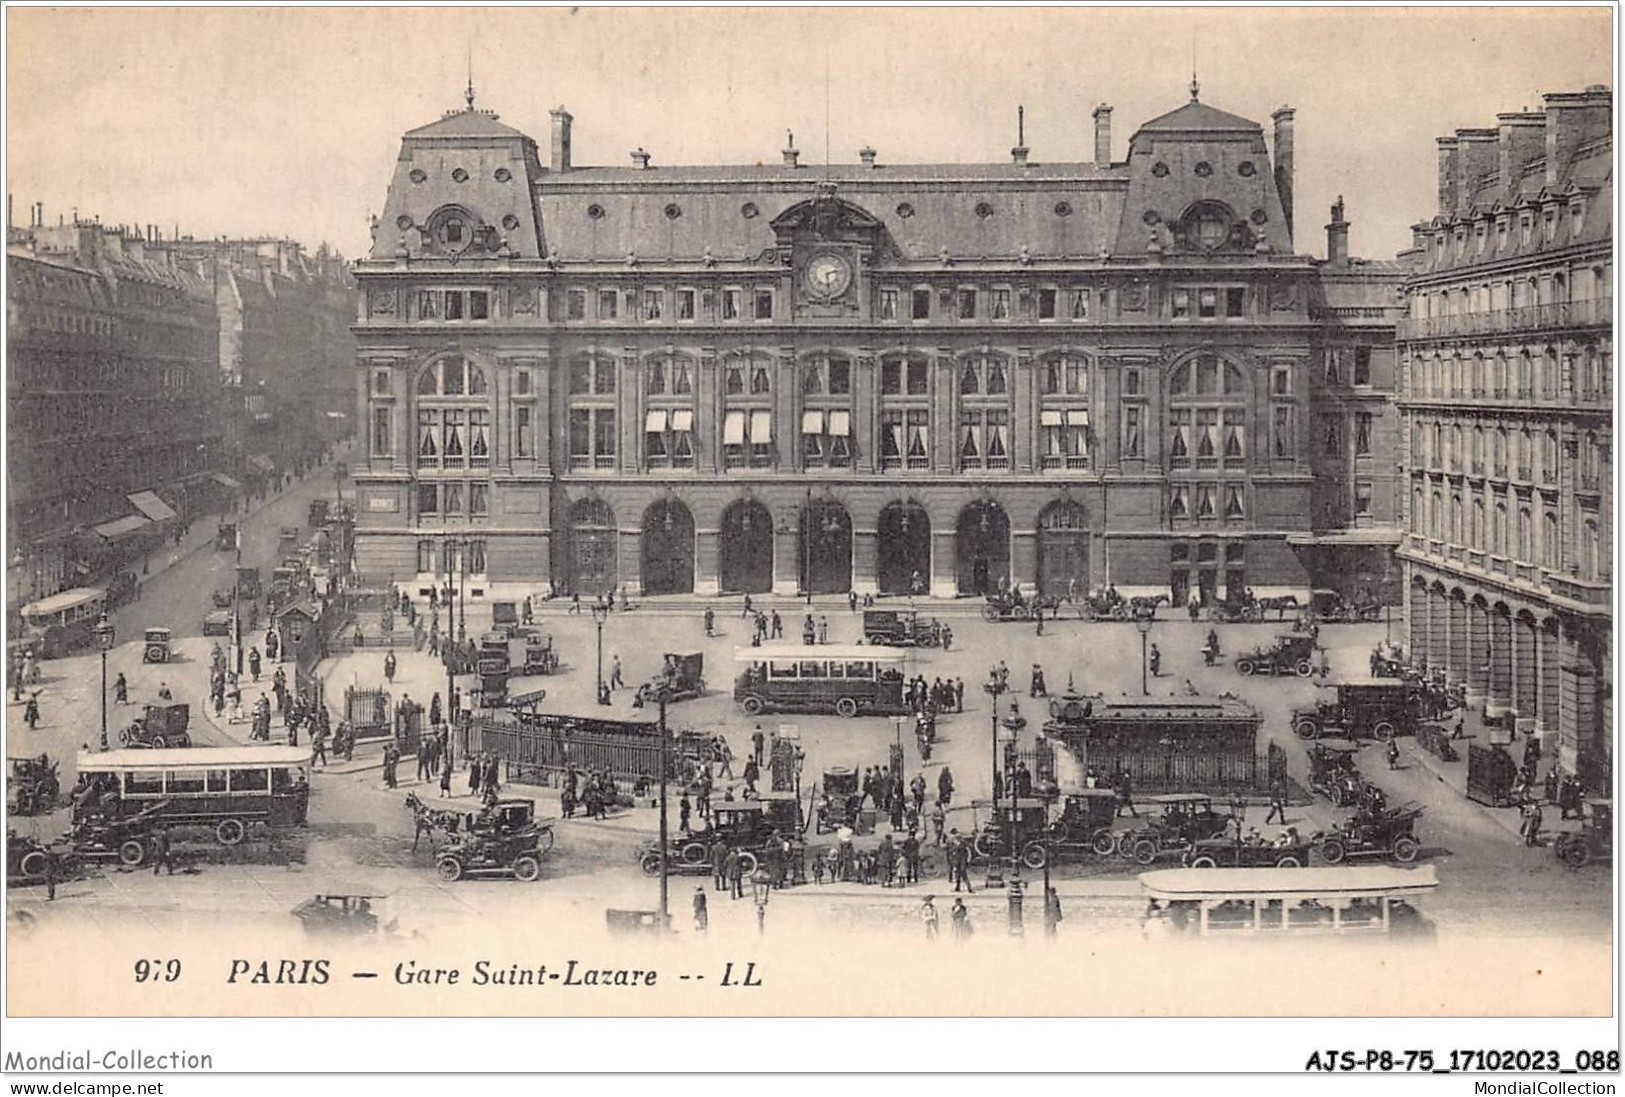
[{"x1": 1570, "y1": 199, "x2": 1585, "y2": 238}]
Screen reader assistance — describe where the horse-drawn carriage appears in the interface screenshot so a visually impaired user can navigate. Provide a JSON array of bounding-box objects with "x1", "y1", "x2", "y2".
[
  {"x1": 406, "y1": 795, "x2": 556, "y2": 882},
  {"x1": 982, "y1": 590, "x2": 1061, "y2": 623},
  {"x1": 1311, "y1": 589, "x2": 1385, "y2": 624}
]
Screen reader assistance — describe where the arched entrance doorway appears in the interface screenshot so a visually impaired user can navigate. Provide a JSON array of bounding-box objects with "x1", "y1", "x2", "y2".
[
  {"x1": 569, "y1": 497, "x2": 617, "y2": 596},
  {"x1": 877, "y1": 502, "x2": 930, "y2": 595},
  {"x1": 956, "y1": 500, "x2": 1010, "y2": 595},
  {"x1": 719, "y1": 499, "x2": 773, "y2": 594},
  {"x1": 641, "y1": 499, "x2": 695, "y2": 595},
  {"x1": 1037, "y1": 500, "x2": 1089, "y2": 599},
  {"x1": 800, "y1": 499, "x2": 852, "y2": 595}
]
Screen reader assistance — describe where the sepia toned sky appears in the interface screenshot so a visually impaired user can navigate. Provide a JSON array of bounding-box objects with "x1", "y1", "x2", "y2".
[{"x1": 5, "y1": 6, "x2": 1612, "y2": 262}]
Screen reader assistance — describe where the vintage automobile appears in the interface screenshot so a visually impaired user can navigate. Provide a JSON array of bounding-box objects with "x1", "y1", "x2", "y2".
[
  {"x1": 862, "y1": 609, "x2": 945, "y2": 648},
  {"x1": 237, "y1": 565, "x2": 263, "y2": 600},
  {"x1": 292, "y1": 892, "x2": 382, "y2": 937},
  {"x1": 641, "y1": 794, "x2": 804, "y2": 879},
  {"x1": 489, "y1": 601, "x2": 529, "y2": 640},
  {"x1": 278, "y1": 527, "x2": 301, "y2": 553},
  {"x1": 1553, "y1": 799, "x2": 1612, "y2": 869},
  {"x1": 118, "y1": 703, "x2": 192, "y2": 749},
  {"x1": 307, "y1": 499, "x2": 330, "y2": 529},
  {"x1": 1292, "y1": 680, "x2": 1417, "y2": 742},
  {"x1": 202, "y1": 610, "x2": 233, "y2": 637},
  {"x1": 1369, "y1": 641, "x2": 1406, "y2": 679},
  {"x1": 1306, "y1": 740, "x2": 1365, "y2": 806},
  {"x1": 1184, "y1": 833, "x2": 1314, "y2": 869},
  {"x1": 1118, "y1": 793, "x2": 1235, "y2": 865},
  {"x1": 142, "y1": 626, "x2": 172, "y2": 664},
  {"x1": 1045, "y1": 788, "x2": 1122, "y2": 855},
  {"x1": 1311, "y1": 588, "x2": 1385, "y2": 624},
  {"x1": 968, "y1": 797, "x2": 1053, "y2": 863},
  {"x1": 521, "y1": 633, "x2": 560, "y2": 676},
  {"x1": 435, "y1": 799, "x2": 554, "y2": 882},
  {"x1": 7, "y1": 830, "x2": 70, "y2": 882},
  {"x1": 1317, "y1": 803, "x2": 1425, "y2": 864},
  {"x1": 1235, "y1": 632, "x2": 1319, "y2": 678},
  {"x1": 643, "y1": 652, "x2": 705, "y2": 703},
  {"x1": 814, "y1": 767, "x2": 863, "y2": 834},
  {"x1": 68, "y1": 800, "x2": 175, "y2": 867},
  {"x1": 210, "y1": 588, "x2": 235, "y2": 609},
  {"x1": 215, "y1": 522, "x2": 238, "y2": 552},
  {"x1": 7, "y1": 754, "x2": 60, "y2": 816}
]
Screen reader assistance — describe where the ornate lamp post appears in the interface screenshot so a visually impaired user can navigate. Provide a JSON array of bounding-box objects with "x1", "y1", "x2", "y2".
[
  {"x1": 1136, "y1": 609, "x2": 1155, "y2": 696},
  {"x1": 591, "y1": 601, "x2": 610, "y2": 706},
  {"x1": 653, "y1": 674, "x2": 676, "y2": 930},
  {"x1": 93, "y1": 614, "x2": 115, "y2": 750},
  {"x1": 750, "y1": 867, "x2": 773, "y2": 934}
]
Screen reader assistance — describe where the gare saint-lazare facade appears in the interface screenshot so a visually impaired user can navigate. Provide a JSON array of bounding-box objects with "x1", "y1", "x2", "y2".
[{"x1": 350, "y1": 82, "x2": 1403, "y2": 605}]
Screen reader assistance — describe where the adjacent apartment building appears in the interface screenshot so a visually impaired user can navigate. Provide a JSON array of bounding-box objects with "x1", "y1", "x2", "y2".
[
  {"x1": 1396, "y1": 86, "x2": 1612, "y2": 787},
  {"x1": 351, "y1": 85, "x2": 1402, "y2": 609}
]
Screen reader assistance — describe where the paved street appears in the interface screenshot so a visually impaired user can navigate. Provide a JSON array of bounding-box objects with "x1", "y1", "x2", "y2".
[{"x1": 8, "y1": 583, "x2": 1610, "y2": 950}]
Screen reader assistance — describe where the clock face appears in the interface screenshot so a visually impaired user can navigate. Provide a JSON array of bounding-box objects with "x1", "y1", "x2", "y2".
[{"x1": 804, "y1": 253, "x2": 852, "y2": 298}]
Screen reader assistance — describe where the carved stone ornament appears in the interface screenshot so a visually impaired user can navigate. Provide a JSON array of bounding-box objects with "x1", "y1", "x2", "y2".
[
  {"x1": 1269, "y1": 280, "x2": 1299, "y2": 311},
  {"x1": 370, "y1": 289, "x2": 396, "y2": 315},
  {"x1": 547, "y1": 249, "x2": 561, "y2": 269},
  {"x1": 510, "y1": 287, "x2": 537, "y2": 315},
  {"x1": 1121, "y1": 282, "x2": 1148, "y2": 311}
]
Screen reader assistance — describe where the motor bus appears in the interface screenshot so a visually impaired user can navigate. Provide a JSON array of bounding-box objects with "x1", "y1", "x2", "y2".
[
  {"x1": 20, "y1": 587, "x2": 108, "y2": 658},
  {"x1": 732, "y1": 644, "x2": 909, "y2": 718},
  {"x1": 1139, "y1": 865, "x2": 1438, "y2": 938},
  {"x1": 72, "y1": 746, "x2": 312, "y2": 846}
]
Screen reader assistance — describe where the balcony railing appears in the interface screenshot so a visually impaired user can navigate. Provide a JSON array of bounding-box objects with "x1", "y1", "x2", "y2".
[
  {"x1": 1548, "y1": 571, "x2": 1611, "y2": 607},
  {"x1": 1398, "y1": 297, "x2": 1612, "y2": 340}
]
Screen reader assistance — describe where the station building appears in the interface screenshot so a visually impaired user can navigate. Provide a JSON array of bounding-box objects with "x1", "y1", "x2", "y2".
[{"x1": 351, "y1": 83, "x2": 1402, "y2": 605}]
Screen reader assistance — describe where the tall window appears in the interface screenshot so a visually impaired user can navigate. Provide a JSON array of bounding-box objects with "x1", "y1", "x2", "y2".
[
  {"x1": 1354, "y1": 413, "x2": 1373, "y2": 456},
  {"x1": 1167, "y1": 355, "x2": 1246, "y2": 470}
]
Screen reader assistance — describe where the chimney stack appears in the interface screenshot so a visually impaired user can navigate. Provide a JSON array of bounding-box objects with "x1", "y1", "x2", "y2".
[
  {"x1": 1011, "y1": 105, "x2": 1029, "y2": 164},
  {"x1": 549, "y1": 106, "x2": 573, "y2": 173},
  {"x1": 782, "y1": 130, "x2": 799, "y2": 168},
  {"x1": 1453, "y1": 128, "x2": 1498, "y2": 214},
  {"x1": 1092, "y1": 103, "x2": 1112, "y2": 167},
  {"x1": 1271, "y1": 106, "x2": 1295, "y2": 244},
  {"x1": 1495, "y1": 111, "x2": 1546, "y2": 198},
  {"x1": 1435, "y1": 137, "x2": 1459, "y2": 217},
  {"x1": 630, "y1": 147, "x2": 651, "y2": 170},
  {"x1": 859, "y1": 145, "x2": 877, "y2": 168},
  {"x1": 1326, "y1": 196, "x2": 1349, "y2": 264},
  {"x1": 1542, "y1": 86, "x2": 1611, "y2": 187}
]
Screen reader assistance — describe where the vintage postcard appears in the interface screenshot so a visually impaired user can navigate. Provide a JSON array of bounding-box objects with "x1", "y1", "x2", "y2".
[{"x1": 2, "y1": 3, "x2": 1616, "y2": 1065}]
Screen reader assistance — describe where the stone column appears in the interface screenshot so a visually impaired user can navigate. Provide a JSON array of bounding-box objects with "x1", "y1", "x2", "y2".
[
  {"x1": 852, "y1": 529, "x2": 879, "y2": 596},
  {"x1": 931, "y1": 529, "x2": 957, "y2": 599},
  {"x1": 695, "y1": 528, "x2": 721, "y2": 596}
]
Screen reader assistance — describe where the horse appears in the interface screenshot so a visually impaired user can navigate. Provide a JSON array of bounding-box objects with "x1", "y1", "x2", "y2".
[{"x1": 404, "y1": 792, "x2": 462, "y2": 852}]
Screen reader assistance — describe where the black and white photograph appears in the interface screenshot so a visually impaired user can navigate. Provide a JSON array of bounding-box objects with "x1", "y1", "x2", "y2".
[{"x1": 0, "y1": 2, "x2": 1617, "y2": 1081}]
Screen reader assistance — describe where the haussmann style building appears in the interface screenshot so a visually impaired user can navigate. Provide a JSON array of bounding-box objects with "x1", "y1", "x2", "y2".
[
  {"x1": 350, "y1": 83, "x2": 1404, "y2": 609},
  {"x1": 1396, "y1": 86, "x2": 1612, "y2": 787}
]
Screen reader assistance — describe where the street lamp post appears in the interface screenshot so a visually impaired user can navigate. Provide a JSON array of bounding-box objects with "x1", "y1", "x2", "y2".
[
  {"x1": 655, "y1": 678, "x2": 673, "y2": 930},
  {"x1": 93, "y1": 614, "x2": 115, "y2": 751},
  {"x1": 750, "y1": 867, "x2": 772, "y2": 934},
  {"x1": 591, "y1": 602, "x2": 609, "y2": 706},
  {"x1": 1136, "y1": 610, "x2": 1155, "y2": 696},
  {"x1": 983, "y1": 672, "x2": 1008, "y2": 884}
]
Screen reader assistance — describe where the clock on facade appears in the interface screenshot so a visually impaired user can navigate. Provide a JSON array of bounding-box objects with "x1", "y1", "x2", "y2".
[{"x1": 803, "y1": 252, "x2": 852, "y2": 299}]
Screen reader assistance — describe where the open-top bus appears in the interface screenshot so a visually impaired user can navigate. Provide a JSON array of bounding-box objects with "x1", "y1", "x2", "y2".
[
  {"x1": 73, "y1": 746, "x2": 312, "y2": 846},
  {"x1": 733, "y1": 644, "x2": 909, "y2": 718},
  {"x1": 1139, "y1": 864, "x2": 1438, "y2": 938}
]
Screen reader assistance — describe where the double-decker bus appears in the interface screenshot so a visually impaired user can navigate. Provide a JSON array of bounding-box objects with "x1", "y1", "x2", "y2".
[
  {"x1": 732, "y1": 644, "x2": 909, "y2": 718},
  {"x1": 73, "y1": 746, "x2": 312, "y2": 846}
]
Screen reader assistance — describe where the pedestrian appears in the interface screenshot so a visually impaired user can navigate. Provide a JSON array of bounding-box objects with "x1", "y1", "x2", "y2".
[
  {"x1": 848, "y1": 590, "x2": 859, "y2": 614},
  {"x1": 930, "y1": 800, "x2": 947, "y2": 846},
  {"x1": 1265, "y1": 776, "x2": 1287, "y2": 825},
  {"x1": 716, "y1": 737, "x2": 735, "y2": 780},
  {"x1": 24, "y1": 693, "x2": 40, "y2": 730},
  {"x1": 742, "y1": 757, "x2": 760, "y2": 796},
  {"x1": 439, "y1": 758, "x2": 453, "y2": 798},
  {"x1": 751, "y1": 726, "x2": 765, "y2": 766},
  {"x1": 469, "y1": 755, "x2": 481, "y2": 796},
  {"x1": 610, "y1": 655, "x2": 623, "y2": 691},
  {"x1": 1044, "y1": 886, "x2": 1063, "y2": 938},
  {"x1": 711, "y1": 837, "x2": 729, "y2": 891},
  {"x1": 937, "y1": 765, "x2": 954, "y2": 808},
  {"x1": 771, "y1": 611, "x2": 783, "y2": 640},
  {"x1": 704, "y1": 609, "x2": 715, "y2": 637},
  {"x1": 312, "y1": 727, "x2": 328, "y2": 768},
  {"x1": 679, "y1": 793, "x2": 692, "y2": 835},
  {"x1": 114, "y1": 672, "x2": 129, "y2": 704},
  {"x1": 1521, "y1": 799, "x2": 1544, "y2": 847},
  {"x1": 150, "y1": 825, "x2": 175, "y2": 876},
  {"x1": 1030, "y1": 664, "x2": 1047, "y2": 698},
  {"x1": 725, "y1": 848, "x2": 743, "y2": 899},
  {"x1": 951, "y1": 897, "x2": 972, "y2": 940},
  {"x1": 1148, "y1": 643, "x2": 1161, "y2": 677},
  {"x1": 1115, "y1": 768, "x2": 1139, "y2": 818},
  {"x1": 693, "y1": 887, "x2": 708, "y2": 933},
  {"x1": 818, "y1": 616, "x2": 829, "y2": 644},
  {"x1": 43, "y1": 845, "x2": 60, "y2": 901},
  {"x1": 741, "y1": 593, "x2": 753, "y2": 620},
  {"x1": 954, "y1": 677, "x2": 964, "y2": 712},
  {"x1": 903, "y1": 829, "x2": 921, "y2": 883},
  {"x1": 384, "y1": 649, "x2": 397, "y2": 684},
  {"x1": 920, "y1": 895, "x2": 939, "y2": 938},
  {"x1": 248, "y1": 647, "x2": 261, "y2": 682}
]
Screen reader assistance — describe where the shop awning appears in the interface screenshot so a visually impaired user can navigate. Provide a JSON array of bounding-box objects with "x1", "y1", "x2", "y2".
[
  {"x1": 247, "y1": 454, "x2": 276, "y2": 473},
  {"x1": 1040, "y1": 410, "x2": 1063, "y2": 427},
  {"x1": 750, "y1": 409, "x2": 773, "y2": 443},
  {"x1": 94, "y1": 515, "x2": 151, "y2": 541},
  {"x1": 211, "y1": 473, "x2": 243, "y2": 490},
  {"x1": 127, "y1": 491, "x2": 177, "y2": 523},
  {"x1": 324, "y1": 411, "x2": 348, "y2": 420},
  {"x1": 828, "y1": 410, "x2": 850, "y2": 437},
  {"x1": 1066, "y1": 410, "x2": 1090, "y2": 427},
  {"x1": 802, "y1": 409, "x2": 824, "y2": 434},
  {"x1": 645, "y1": 409, "x2": 668, "y2": 433},
  {"x1": 723, "y1": 411, "x2": 746, "y2": 445},
  {"x1": 671, "y1": 409, "x2": 693, "y2": 432}
]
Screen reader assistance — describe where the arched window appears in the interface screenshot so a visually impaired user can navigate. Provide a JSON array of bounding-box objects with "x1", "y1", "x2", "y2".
[
  {"x1": 415, "y1": 355, "x2": 491, "y2": 474},
  {"x1": 1450, "y1": 494, "x2": 1463, "y2": 545},
  {"x1": 1412, "y1": 487, "x2": 1425, "y2": 534},
  {"x1": 1494, "y1": 427, "x2": 1508, "y2": 477},
  {"x1": 1582, "y1": 431, "x2": 1600, "y2": 488},
  {"x1": 1543, "y1": 511, "x2": 1559, "y2": 569},
  {"x1": 1518, "y1": 350, "x2": 1533, "y2": 397},
  {"x1": 1471, "y1": 353, "x2": 1485, "y2": 396},
  {"x1": 1518, "y1": 507, "x2": 1532, "y2": 562},
  {"x1": 1494, "y1": 501, "x2": 1507, "y2": 556},
  {"x1": 1167, "y1": 355, "x2": 1246, "y2": 473},
  {"x1": 1542, "y1": 348, "x2": 1559, "y2": 398},
  {"x1": 1494, "y1": 353, "x2": 1508, "y2": 396},
  {"x1": 1432, "y1": 423, "x2": 1443, "y2": 469},
  {"x1": 417, "y1": 355, "x2": 487, "y2": 397},
  {"x1": 1431, "y1": 490, "x2": 1444, "y2": 540},
  {"x1": 1471, "y1": 496, "x2": 1485, "y2": 548},
  {"x1": 1472, "y1": 426, "x2": 1485, "y2": 472},
  {"x1": 1519, "y1": 427, "x2": 1532, "y2": 479},
  {"x1": 1450, "y1": 425, "x2": 1463, "y2": 472},
  {"x1": 1585, "y1": 519, "x2": 1601, "y2": 579}
]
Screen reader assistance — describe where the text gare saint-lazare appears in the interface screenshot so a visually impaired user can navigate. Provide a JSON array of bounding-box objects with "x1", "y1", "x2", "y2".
[{"x1": 225, "y1": 958, "x2": 764, "y2": 988}]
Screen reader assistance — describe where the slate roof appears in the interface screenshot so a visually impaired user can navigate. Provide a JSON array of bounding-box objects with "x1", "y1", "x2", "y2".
[{"x1": 1136, "y1": 99, "x2": 1262, "y2": 134}]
